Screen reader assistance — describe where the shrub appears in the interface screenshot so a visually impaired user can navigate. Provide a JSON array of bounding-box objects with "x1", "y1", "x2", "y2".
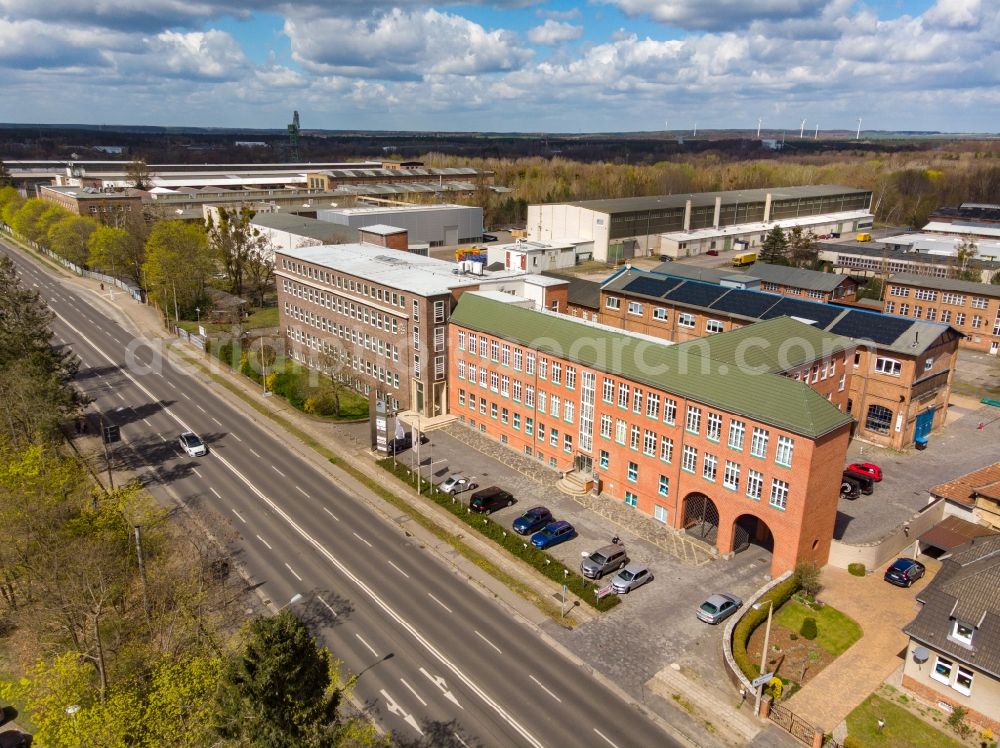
[
  {"x1": 948, "y1": 705, "x2": 972, "y2": 738},
  {"x1": 793, "y1": 561, "x2": 822, "y2": 597},
  {"x1": 848, "y1": 563, "x2": 866, "y2": 577},
  {"x1": 842, "y1": 737, "x2": 864, "y2": 748},
  {"x1": 800, "y1": 617, "x2": 818, "y2": 640},
  {"x1": 732, "y1": 577, "x2": 799, "y2": 679},
  {"x1": 767, "y1": 677, "x2": 783, "y2": 701}
]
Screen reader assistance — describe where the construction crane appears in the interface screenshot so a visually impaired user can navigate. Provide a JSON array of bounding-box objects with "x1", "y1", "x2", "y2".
[{"x1": 287, "y1": 110, "x2": 301, "y2": 162}]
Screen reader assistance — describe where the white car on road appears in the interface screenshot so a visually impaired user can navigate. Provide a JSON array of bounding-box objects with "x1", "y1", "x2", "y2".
[{"x1": 179, "y1": 431, "x2": 207, "y2": 457}]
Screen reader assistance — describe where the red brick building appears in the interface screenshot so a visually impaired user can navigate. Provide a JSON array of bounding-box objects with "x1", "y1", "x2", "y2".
[{"x1": 449, "y1": 292, "x2": 855, "y2": 576}]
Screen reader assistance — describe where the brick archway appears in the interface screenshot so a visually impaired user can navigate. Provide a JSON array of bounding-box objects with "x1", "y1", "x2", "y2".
[
  {"x1": 732, "y1": 513, "x2": 774, "y2": 555},
  {"x1": 683, "y1": 492, "x2": 720, "y2": 545}
]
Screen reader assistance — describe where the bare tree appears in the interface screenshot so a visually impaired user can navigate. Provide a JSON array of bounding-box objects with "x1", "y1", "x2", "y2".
[
  {"x1": 124, "y1": 159, "x2": 152, "y2": 191},
  {"x1": 317, "y1": 343, "x2": 355, "y2": 418},
  {"x1": 206, "y1": 205, "x2": 269, "y2": 299}
]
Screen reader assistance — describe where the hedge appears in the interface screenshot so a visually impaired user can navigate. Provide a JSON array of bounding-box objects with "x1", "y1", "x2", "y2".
[
  {"x1": 732, "y1": 577, "x2": 799, "y2": 680},
  {"x1": 377, "y1": 459, "x2": 620, "y2": 612},
  {"x1": 848, "y1": 562, "x2": 866, "y2": 577}
]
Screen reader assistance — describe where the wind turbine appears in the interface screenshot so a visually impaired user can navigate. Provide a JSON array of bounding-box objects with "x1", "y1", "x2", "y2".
[
  {"x1": 856, "y1": 117, "x2": 862, "y2": 140},
  {"x1": 814, "y1": 124, "x2": 819, "y2": 139},
  {"x1": 757, "y1": 117, "x2": 762, "y2": 138},
  {"x1": 800, "y1": 119, "x2": 806, "y2": 138},
  {"x1": 693, "y1": 122, "x2": 698, "y2": 136}
]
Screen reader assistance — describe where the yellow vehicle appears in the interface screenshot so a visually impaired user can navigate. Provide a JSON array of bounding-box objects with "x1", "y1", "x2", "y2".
[
  {"x1": 856, "y1": 232, "x2": 872, "y2": 242},
  {"x1": 732, "y1": 252, "x2": 757, "y2": 268}
]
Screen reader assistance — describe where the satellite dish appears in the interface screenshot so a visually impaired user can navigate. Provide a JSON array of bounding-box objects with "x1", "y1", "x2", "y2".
[{"x1": 912, "y1": 646, "x2": 929, "y2": 664}]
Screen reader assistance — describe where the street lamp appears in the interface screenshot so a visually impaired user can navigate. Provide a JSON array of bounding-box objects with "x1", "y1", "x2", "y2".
[
  {"x1": 276, "y1": 593, "x2": 303, "y2": 613},
  {"x1": 752, "y1": 599, "x2": 775, "y2": 716},
  {"x1": 195, "y1": 307, "x2": 201, "y2": 324},
  {"x1": 260, "y1": 336, "x2": 271, "y2": 398},
  {"x1": 66, "y1": 704, "x2": 81, "y2": 736},
  {"x1": 347, "y1": 652, "x2": 395, "y2": 688}
]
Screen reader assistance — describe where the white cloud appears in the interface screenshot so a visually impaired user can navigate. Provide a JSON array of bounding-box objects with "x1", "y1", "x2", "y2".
[
  {"x1": 144, "y1": 30, "x2": 249, "y2": 79},
  {"x1": 527, "y1": 19, "x2": 583, "y2": 45},
  {"x1": 603, "y1": 0, "x2": 828, "y2": 31},
  {"x1": 538, "y1": 8, "x2": 581, "y2": 21},
  {"x1": 923, "y1": 0, "x2": 982, "y2": 28}
]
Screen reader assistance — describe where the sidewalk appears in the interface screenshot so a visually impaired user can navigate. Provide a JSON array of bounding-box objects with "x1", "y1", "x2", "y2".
[{"x1": 784, "y1": 564, "x2": 934, "y2": 733}]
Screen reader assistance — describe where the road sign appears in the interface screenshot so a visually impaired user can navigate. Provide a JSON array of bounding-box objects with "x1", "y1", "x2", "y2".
[
  {"x1": 596, "y1": 584, "x2": 616, "y2": 599},
  {"x1": 751, "y1": 672, "x2": 775, "y2": 689},
  {"x1": 103, "y1": 424, "x2": 120, "y2": 444}
]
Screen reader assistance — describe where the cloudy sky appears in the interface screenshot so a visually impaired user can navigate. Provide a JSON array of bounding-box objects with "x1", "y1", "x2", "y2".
[{"x1": 0, "y1": 0, "x2": 996, "y2": 133}]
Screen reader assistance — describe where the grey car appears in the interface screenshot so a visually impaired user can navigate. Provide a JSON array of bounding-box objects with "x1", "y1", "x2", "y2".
[
  {"x1": 611, "y1": 563, "x2": 653, "y2": 594},
  {"x1": 580, "y1": 544, "x2": 629, "y2": 579},
  {"x1": 697, "y1": 593, "x2": 743, "y2": 624},
  {"x1": 438, "y1": 474, "x2": 478, "y2": 495}
]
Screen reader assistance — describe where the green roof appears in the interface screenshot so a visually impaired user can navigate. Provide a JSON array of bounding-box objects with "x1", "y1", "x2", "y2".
[
  {"x1": 452, "y1": 294, "x2": 854, "y2": 440},
  {"x1": 673, "y1": 316, "x2": 854, "y2": 373}
]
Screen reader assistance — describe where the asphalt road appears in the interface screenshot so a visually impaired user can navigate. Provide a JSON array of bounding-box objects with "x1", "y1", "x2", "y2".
[{"x1": 3, "y1": 240, "x2": 683, "y2": 748}]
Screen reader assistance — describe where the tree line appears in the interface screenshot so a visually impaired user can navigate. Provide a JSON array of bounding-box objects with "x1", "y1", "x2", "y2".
[
  {"x1": 0, "y1": 254, "x2": 384, "y2": 746},
  {"x1": 0, "y1": 188, "x2": 275, "y2": 322}
]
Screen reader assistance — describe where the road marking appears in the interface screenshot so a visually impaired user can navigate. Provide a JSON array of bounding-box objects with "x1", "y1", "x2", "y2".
[
  {"x1": 295, "y1": 485, "x2": 309, "y2": 497},
  {"x1": 158, "y1": 433, "x2": 166, "y2": 442},
  {"x1": 272, "y1": 465, "x2": 285, "y2": 477},
  {"x1": 352, "y1": 532, "x2": 372, "y2": 548},
  {"x1": 380, "y1": 690, "x2": 422, "y2": 736},
  {"x1": 400, "y1": 678, "x2": 427, "y2": 707},
  {"x1": 42, "y1": 307, "x2": 544, "y2": 748},
  {"x1": 182, "y1": 392, "x2": 191, "y2": 399},
  {"x1": 142, "y1": 418, "x2": 151, "y2": 427},
  {"x1": 453, "y1": 734, "x2": 469, "y2": 748},
  {"x1": 193, "y1": 468, "x2": 202, "y2": 478},
  {"x1": 256, "y1": 534, "x2": 272, "y2": 550},
  {"x1": 231, "y1": 433, "x2": 243, "y2": 442},
  {"x1": 593, "y1": 728, "x2": 620, "y2": 748},
  {"x1": 212, "y1": 417, "x2": 222, "y2": 426},
  {"x1": 210, "y1": 487, "x2": 221, "y2": 499},
  {"x1": 529, "y1": 675, "x2": 562, "y2": 703},
  {"x1": 387, "y1": 560, "x2": 410, "y2": 579},
  {"x1": 231, "y1": 509, "x2": 246, "y2": 523},
  {"x1": 249, "y1": 448, "x2": 262, "y2": 458},
  {"x1": 322, "y1": 507, "x2": 340, "y2": 521},
  {"x1": 284, "y1": 563, "x2": 302, "y2": 582},
  {"x1": 166, "y1": 379, "x2": 176, "y2": 389},
  {"x1": 196, "y1": 404, "x2": 206, "y2": 413},
  {"x1": 474, "y1": 631, "x2": 502, "y2": 654},
  {"x1": 116, "y1": 392, "x2": 126, "y2": 402},
  {"x1": 355, "y1": 633, "x2": 378, "y2": 658},
  {"x1": 317, "y1": 595, "x2": 337, "y2": 618},
  {"x1": 427, "y1": 593, "x2": 452, "y2": 613},
  {"x1": 420, "y1": 667, "x2": 462, "y2": 708}
]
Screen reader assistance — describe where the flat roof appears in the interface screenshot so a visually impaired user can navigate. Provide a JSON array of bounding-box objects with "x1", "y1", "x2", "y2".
[
  {"x1": 923, "y1": 221, "x2": 1000, "y2": 239},
  {"x1": 277, "y1": 243, "x2": 525, "y2": 296},
  {"x1": 249, "y1": 212, "x2": 357, "y2": 243},
  {"x1": 358, "y1": 224, "x2": 408, "y2": 236},
  {"x1": 887, "y1": 273, "x2": 1000, "y2": 298},
  {"x1": 564, "y1": 185, "x2": 870, "y2": 215},
  {"x1": 452, "y1": 294, "x2": 852, "y2": 439},
  {"x1": 661, "y1": 210, "x2": 872, "y2": 241},
  {"x1": 40, "y1": 185, "x2": 141, "y2": 199},
  {"x1": 818, "y1": 241, "x2": 1000, "y2": 268},
  {"x1": 328, "y1": 204, "x2": 475, "y2": 216}
]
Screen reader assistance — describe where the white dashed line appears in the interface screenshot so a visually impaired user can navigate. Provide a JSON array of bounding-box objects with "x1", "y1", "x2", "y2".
[
  {"x1": 166, "y1": 379, "x2": 176, "y2": 389},
  {"x1": 323, "y1": 507, "x2": 340, "y2": 521},
  {"x1": 181, "y1": 392, "x2": 191, "y2": 400},
  {"x1": 249, "y1": 448, "x2": 262, "y2": 458},
  {"x1": 474, "y1": 631, "x2": 502, "y2": 654},
  {"x1": 529, "y1": 675, "x2": 562, "y2": 703},
  {"x1": 158, "y1": 433, "x2": 166, "y2": 442},
  {"x1": 272, "y1": 465, "x2": 285, "y2": 477},
  {"x1": 400, "y1": 678, "x2": 427, "y2": 707},
  {"x1": 192, "y1": 468, "x2": 202, "y2": 478},
  {"x1": 284, "y1": 563, "x2": 302, "y2": 582},
  {"x1": 195, "y1": 404, "x2": 206, "y2": 413},
  {"x1": 212, "y1": 417, "x2": 222, "y2": 426},
  {"x1": 387, "y1": 560, "x2": 410, "y2": 579},
  {"x1": 352, "y1": 532, "x2": 372, "y2": 548},
  {"x1": 317, "y1": 595, "x2": 337, "y2": 617},
  {"x1": 454, "y1": 734, "x2": 469, "y2": 748},
  {"x1": 593, "y1": 729, "x2": 620, "y2": 748},
  {"x1": 427, "y1": 593, "x2": 452, "y2": 614},
  {"x1": 231, "y1": 509, "x2": 246, "y2": 523},
  {"x1": 295, "y1": 485, "x2": 309, "y2": 498},
  {"x1": 210, "y1": 487, "x2": 221, "y2": 499},
  {"x1": 355, "y1": 633, "x2": 379, "y2": 658},
  {"x1": 256, "y1": 534, "x2": 272, "y2": 550},
  {"x1": 116, "y1": 392, "x2": 126, "y2": 402},
  {"x1": 231, "y1": 433, "x2": 242, "y2": 442},
  {"x1": 142, "y1": 418, "x2": 151, "y2": 427}
]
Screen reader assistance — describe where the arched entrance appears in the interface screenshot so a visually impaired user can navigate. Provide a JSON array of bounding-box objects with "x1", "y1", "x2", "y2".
[
  {"x1": 683, "y1": 493, "x2": 720, "y2": 544},
  {"x1": 733, "y1": 514, "x2": 774, "y2": 554}
]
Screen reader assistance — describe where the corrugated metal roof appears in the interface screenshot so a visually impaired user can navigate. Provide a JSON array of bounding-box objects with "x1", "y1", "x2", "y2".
[
  {"x1": 889, "y1": 273, "x2": 1000, "y2": 298},
  {"x1": 565, "y1": 185, "x2": 870, "y2": 214},
  {"x1": 451, "y1": 294, "x2": 853, "y2": 439}
]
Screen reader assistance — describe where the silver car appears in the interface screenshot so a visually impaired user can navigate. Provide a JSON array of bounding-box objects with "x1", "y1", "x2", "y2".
[
  {"x1": 611, "y1": 563, "x2": 653, "y2": 594},
  {"x1": 697, "y1": 593, "x2": 743, "y2": 624},
  {"x1": 439, "y1": 474, "x2": 478, "y2": 495},
  {"x1": 581, "y1": 544, "x2": 629, "y2": 579},
  {"x1": 179, "y1": 431, "x2": 207, "y2": 457}
]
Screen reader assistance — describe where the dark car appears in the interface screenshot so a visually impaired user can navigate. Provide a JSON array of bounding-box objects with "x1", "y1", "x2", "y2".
[
  {"x1": 843, "y1": 469, "x2": 875, "y2": 495},
  {"x1": 884, "y1": 558, "x2": 926, "y2": 587},
  {"x1": 840, "y1": 475, "x2": 861, "y2": 500},
  {"x1": 512, "y1": 506, "x2": 553, "y2": 535},
  {"x1": 658, "y1": 254, "x2": 672, "y2": 263},
  {"x1": 469, "y1": 486, "x2": 514, "y2": 514},
  {"x1": 530, "y1": 520, "x2": 577, "y2": 550},
  {"x1": 482, "y1": 233, "x2": 498, "y2": 242},
  {"x1": 387, "y1": 432, "x2": 429, "y2": 455},
  {"x1": 706, "y1": 249, "x2": 719, "y2": 256}
]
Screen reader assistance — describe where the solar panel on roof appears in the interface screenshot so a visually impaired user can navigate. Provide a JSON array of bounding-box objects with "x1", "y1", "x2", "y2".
[
  {"x1": 708, "y1": 289, "x2": 782, "y2": 317},
  {"x1": 622, "y1": 276, "x2": 673, "y2": 297},
  {"x1": 829, "y1": 310, "x2": 913, "y2": 345},
  {"x1": 759, "y1": 298, "x2": 842, "y2": 327},
  {"x1": 665, "y1": 282, "x2": 727, "y2": 307}
]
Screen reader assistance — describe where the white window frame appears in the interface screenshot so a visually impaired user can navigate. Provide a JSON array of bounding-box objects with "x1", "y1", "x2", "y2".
[{"x1": 605, "y1": 296, "x2": 621, "y2": 310}]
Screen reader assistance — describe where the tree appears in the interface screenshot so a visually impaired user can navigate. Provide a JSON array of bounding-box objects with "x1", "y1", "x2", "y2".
[
  {"x1": 992, "y1": 269, "x2": 1000, "y2": 285},
  {"x1": 787, "y1": 226, "x2": 818, "y2": 267},
  {"x1": 88, "y1": 224, "x2": 145, "y2": 285},
  {"x1": 0, "y1": 255, "x2": 83, "y2": 444},
  {"x1": 758, "y1": 225, "x2": 789, "y2": 264},
  {"x1": 0, "y1": 190, "x2": 25, "y2": 226},
  {"x1": 9, "y1": 198, "x2": 51, "y2": 243},
  {"x1": 951, "y1": 239, "x2": 980, "y2": 282},
  {"x1": 0, "y1": 160, "x2": 11, "y2": 188},
  {"x1": 213, "y1": 610, "x2": 381, "y2": 747},
  {"x1": 206, "y1": 205, "x2": 269, "y2": 299},
  {"x1": 317, "y1": 345, "x2": 355, "y2": 418},
  {"x1": 48, "y1": 215, "x2": 98, "y2": 266},
  {"x1": 143, "y1": 221, "x2": 211, "y2": 321},
  {"x1": 124, "y1": 158, "x2": 152, "y2": 190}
]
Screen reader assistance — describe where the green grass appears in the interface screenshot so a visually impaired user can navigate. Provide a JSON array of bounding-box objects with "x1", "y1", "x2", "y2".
[
  {"x1": 174, "y1": 305, "x2": 279, "y2": 335},
  {"x1": 773, "y1": 598, "x2": 862, "y2": 656},
  {"x1": 846, "y1": 694, "x2": 964, "y2": 748},
  {"x1": 245, "y1": 306, "x2": 279, "y2": 328}
]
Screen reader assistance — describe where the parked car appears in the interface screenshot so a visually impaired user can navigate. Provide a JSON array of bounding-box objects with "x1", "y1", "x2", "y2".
[
  {"x1": 884, "y1": 558, "x2": 926, "y2": 587},
  {"x1": 696, "y1": 593, "x2": 743, "y2": 624},
  {"x1": 580, "y1": 544, "x2": 629, "y2": 579},
  {"x1": 843, "y1": 469, "x2": 875, "y2": 495},
  {"x1": 439, "y1": 474, "x2": 478, "y2": 495},
  {"x1": 611, "y1": 563, "x2": 653, "y2": 594},
  {"x1": 512, "y1": 506, "x2": 553, "y2": 535},
  {"x1": 847, "y1": 462, "x2": 883, "y2": 482},
  {"x1": 179, "y1": 431, "x2": 207, "y2": 457},
  {"x1": 530, "y1": 520, "x2": 577, "y2": 550},
  {"x1": 658, "y1": 254, "x2": 672, "y2": 263},
  {"x1": 840, "y1": 475, "x2": 861, "y2": 500},
  {"x1": 706, "y1": 249, "x2": 719, "y2": 256},
  {"x1": 469, "y1": 486, "x2": 514, "y2": 514},
  {"x1": 482, "y1": 233, "x2": 498, "y2": 242},
  {"x1": 387, "y1": 432, "x2": 429, "y2": 455}
]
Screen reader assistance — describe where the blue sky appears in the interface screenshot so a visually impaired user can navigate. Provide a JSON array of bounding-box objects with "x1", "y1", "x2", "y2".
[{"x1": 0, "y1": 0, "x2": 996, "y2": 133}]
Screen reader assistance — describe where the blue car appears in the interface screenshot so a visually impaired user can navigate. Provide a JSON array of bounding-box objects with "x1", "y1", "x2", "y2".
[
  {"x1": 512, "y1": 506, "x2": 553, "y2": 536},
  {"x1": 530, "y1": 520, "x2": 577, "y2": 550}
]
